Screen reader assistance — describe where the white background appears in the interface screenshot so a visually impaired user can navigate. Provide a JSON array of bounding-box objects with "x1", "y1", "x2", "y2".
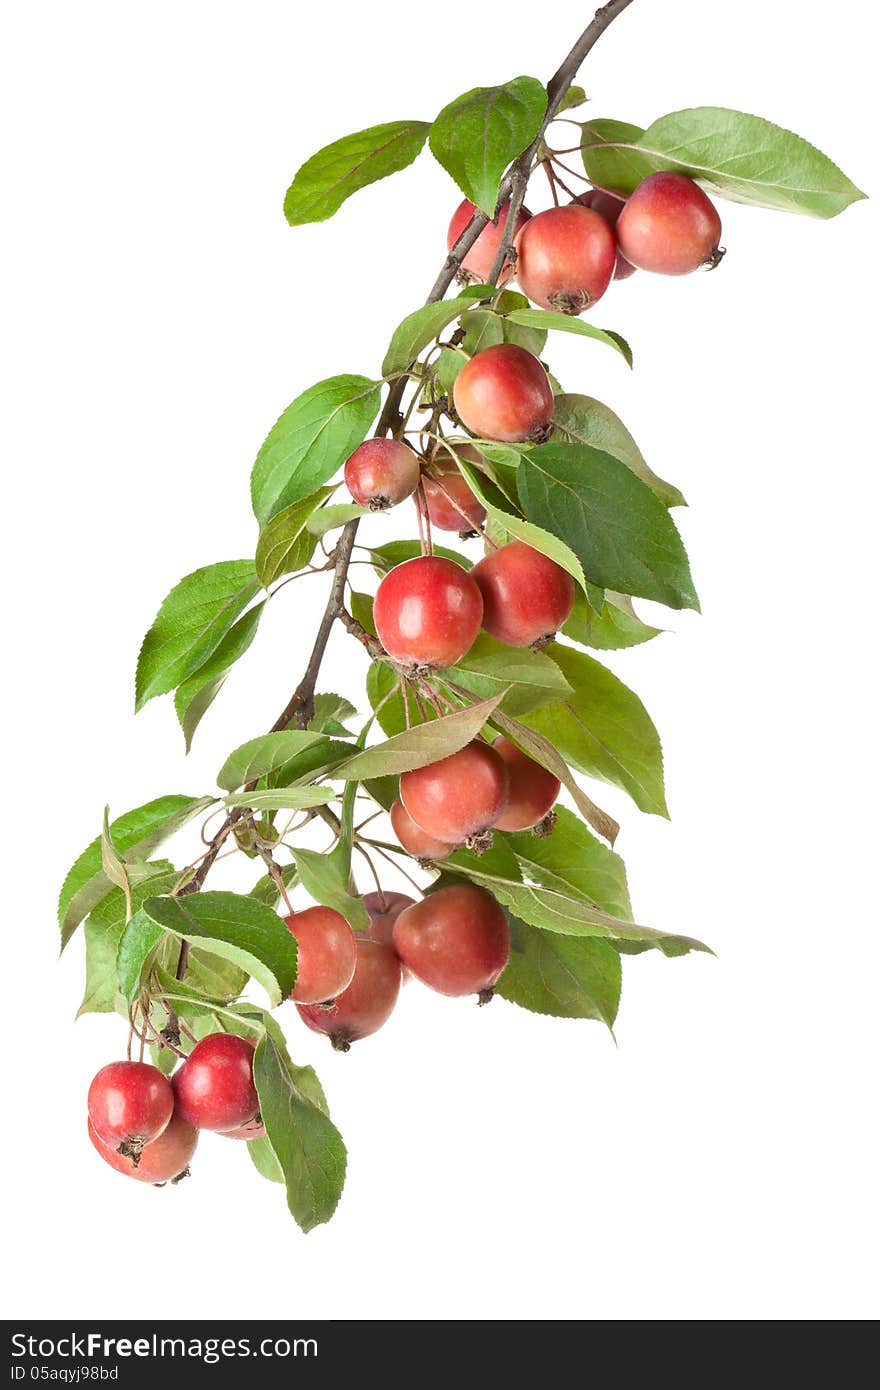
[{"x1": 2, "y1": 0, "x2": 877, "y2": 1321}]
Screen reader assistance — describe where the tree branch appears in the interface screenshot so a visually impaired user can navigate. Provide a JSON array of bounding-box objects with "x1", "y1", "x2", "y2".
[
  {"x1": 180, "y1": 0, "x2": 638, "y2": 929},
  {"x1": 487, "y1": 0, "x2": 636, "y2": 282}
]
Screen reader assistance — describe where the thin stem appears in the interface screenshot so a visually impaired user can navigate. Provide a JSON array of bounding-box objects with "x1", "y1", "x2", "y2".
[
  {"x1": 543, "y1": 159, "x2": 561, "y2": 206},
  {"x1": 417, "y1": 679, "x2": 446, "y2": 718},
  {"x1": 366, "y1": 842, "x2": 427, "y2": 897},
  {"x1": 354, "y1": 843, "x2": 386, "y2": 902}
]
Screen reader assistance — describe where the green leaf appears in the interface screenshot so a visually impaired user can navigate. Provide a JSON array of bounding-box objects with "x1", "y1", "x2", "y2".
[
  {"x1": 118, "y1": 892, "x2": 299, "y2": 1007},
  {"x1": 224, "y1": 786, "x2": 336, "y2": 812},
  {"x1": 457, "y1": 303, "x2": 548, "y2": 363},
  {"x1": 79, "y1": 864, "x2": 177, "y2": 1017},
  {"x1": 59, "y1": 795, "x2": 213, "y2": 948},
  {"x1": 489, "y1": 709, "x2": 620, "y2": 846},
  {"x1": 253, "y1": 1029, "x2": 347, "y2": 1231},
  {"x1": 552, "y1": 393, "x2": 685, "y2": 509},
  {"x1": 248, "y1": 1135, "x2": 285, "y2": 1183},
  {"x1": 100, "y1": 808, "x2": 131, "y2": 896},
  {"x1": 581, "y1": 108, "x2": 866, "y2": 216},
  {"x1": 363, "y1": 774, "x2": 398, "y2": 812},
  {"x1": 334, "y1": 692, "x2": 505, "y2": 781},
  {"x1": 284, "y1": 120, "x2": 430, "y2": 225},
  {"x1": 368, "y1": 539, "x2": 470, "y2": 572},
  {"x1": 522, "y1": 643, "x2": 668, "y2": 817},
  {"x1": 292, "y1": 848, "x2": 369, "y2": 932},
  {"x1": 174, "y1": 602, "x2": 265, "y2": 751},
  {"x1": 217, "y1": 731, "x2": 330, "y2": 791},
  {"x1": 306, "y1": 503, "x2": 371, "y2": 537},
  {"x1": 249, "y1": 861, "x2": 298, "y2": 908},
  {"x1": 458, "y1": 307, "x2": 504, "y2": 356},
  {"x1": 429, "y1": 77, "x2": 547, "y2": 213},
  {"x1": 440, "y1": 632, "x2": 572, "y2": 716},
  {"x1": 268, "y1": 738, "x2": 354, "y2": 787},
  {"x1": 445, "y1": 855, "x2": 707, "y2": 956},
  {"x1": 454, "y1": 456, "x2": 597, "y2": 609},
  {"x1": 517, "y1": 442, "x2": 699, "y2": 611},
  {"x1": 292, "y1": 778, "x2": 369, "y2": 931},
  {"x1": 555, "y1": 84, "x2": 587, "y2": 114},
  {"x1": 504, "y1": 308, "x2": 632, "y2": 366},
  {"x1": 251, "y1": 375, "x2": 380, "y2": 524},
  {"x1": 436, "y1": 346, "x2": 467, "y2": 393},
  {"x1": 578, "y1": 118, "x2": 648, "y2": 195},
  {"x1": 382, "y1": 291, "x2": 488, "y2": 377},
  {"x1": 255, "y1": 487, "x2": 333, "y2": 588},
  {"x1": 136, "y1": 561, "x2": 260, "y2": 711},
  {"x1": 308, "y1": 693, "x2": 357, "y2": 736},
  {"x1": 507, "y1": 807, "x2": 632, "y2": 919},
  {"x1": 169, "y1": 947, "x2": 248, "y2": 1004},
  {"x1": 564, "y1": 590, "x2": 661, "y2": 651},
  {"x1": 497, "y1": 917, "x2": 621, "y2": 1027},
  {"x1": 115, "y1": 908, "x2": 164, "y2": 1003}
]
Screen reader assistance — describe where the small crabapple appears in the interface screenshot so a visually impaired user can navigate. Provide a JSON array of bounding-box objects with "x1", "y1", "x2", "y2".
[
  {"x1": 88, "y1": 1111, "x2": 198, "y2": 1184},
  {"x1": 422, "y1": 444, "x2": 487, "y2": 534},
  {"x1": 283, "y1": 905, "x2": 357, "y2": 1004},
  {"x1": 447, "y1": 198, "x2": 532, "y2": 284},
  {"x1": 172, "y1": 1033, "x2": 258, "y2": 1133},
  {"x1": 471, "y1": 541, "x2": 575, "y2": 647},
  {"x1": 87, "y1": 1061, "x2": 174, "y2": 1155},
  {"x1": 574, "y1": 189, "x2": 636, "y2": 280},
  {"x1": 390, "y1": 796, "x2": 454, "y2": 862},
  {"x1": 399, "y1": 739, "x2": 509, "y2": 849},
  {"x1": 616, "y1": 171, "x2": 723, "y2": 275},
  {"x1": 491, "y1": 736, "x2": 560, "y2": 832},
  {"x1": 514, "y1": 203, "x2": 617, "y2": 313},
  {"x1": 373, "y1": 556, "x2": 483, "y2": 668},
  {"x1": 296, "y1": 937, "x2": 401, "y2": 1050},
  {"x1": 392, "y1": 884, "x2": 510, "y2": 999},
  {"x1": 453, "y1": 344, "x2": 554, "y2": 444},
  {"x1": 344, "y1": 439, "x2": 420, "y2": 510}
]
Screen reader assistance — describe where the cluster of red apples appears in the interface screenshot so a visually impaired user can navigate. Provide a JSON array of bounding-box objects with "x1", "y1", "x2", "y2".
[
  {"x1": 87, "y1": 171, "x2": 724, "y2": 1187},
  {"x1": 86, "y1": 882, "x2": 511, "y2": 1185}
]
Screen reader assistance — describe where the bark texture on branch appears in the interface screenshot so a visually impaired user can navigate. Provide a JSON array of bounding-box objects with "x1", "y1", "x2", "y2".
[{"x1": 180, "y1": 0, "x2": 637, "y2": 924}]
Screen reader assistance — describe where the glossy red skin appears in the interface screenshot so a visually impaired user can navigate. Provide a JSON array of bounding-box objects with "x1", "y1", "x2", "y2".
[
  {"x1": 296, "y1": 938, "x2": 401, "y2": 1048},
  {"x1": 400, "y1": 740, "x2": 509, "y2": 844},
  {"x1": 447, "y1": 198, "x2": 532, "y2": 284},
  {"x1": 87, "y1": 1061, "x2": 174, "y2": 1150},
  {"x1": 472, "y1": 541, "x2": 575, "y2": 647},
  {"x1": 616, "y1": 172, "x2": 722, "y2": 275},
  {"x1": 514, "y1": 204, "x2": 616, "y2": 313},
  {"x1": 283, "y1": 905, "x2": 357, "y2": 1004},
  {"x1": 491, "y1": 736, "x2": 560, "y2": 831},
  {"x1": 574, "y1": 189, "x2": 636, "y2": 280},
  {"x1": 374, "y1": 556, "x2": 483, "y2": 668},
  {"x1": 453, "y1": 344, "x2": 554, "y2": 444},
  {"x1": 88, "y1": 1112, "x2": 198, "y2": 1183},
  {"x1": 344, "y1": 439, "x2": 420, "y2": 509},
  {"x1": 172, "y1": 1034, "x2": 258, "y2": 1133},
  {"x1": 422, "y1": 444, "x2": 487, "y2": 533},
  {"x1": 219, "y1": 1116, "x2": 267, "y2": 1141},
  {"x1": 390, "y1": 797, "x2": 454, "y2": 861},
  {"x1": 393, "y1": 884, "x2": 510, "y2": 997}
]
